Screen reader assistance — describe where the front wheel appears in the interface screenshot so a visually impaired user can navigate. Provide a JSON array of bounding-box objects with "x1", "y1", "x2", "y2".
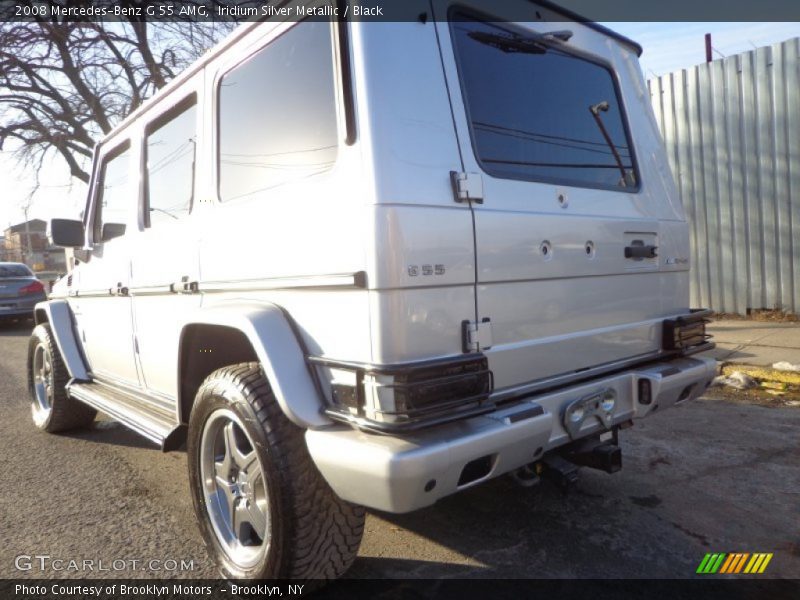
[
  {"x1": 27, "y1": 323, "x2": 97, "y2": 432},
  {"x1": 187, "y1": 363, "x2": 365, "y2": 580}
]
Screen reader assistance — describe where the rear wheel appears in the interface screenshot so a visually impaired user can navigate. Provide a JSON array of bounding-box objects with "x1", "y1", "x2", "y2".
[
  {"x1": 27, "y1": 323, "x2": 97, "y2": 432},
  {"x1": 187, "y1": 362, "x2": 365, "y2": 580}
]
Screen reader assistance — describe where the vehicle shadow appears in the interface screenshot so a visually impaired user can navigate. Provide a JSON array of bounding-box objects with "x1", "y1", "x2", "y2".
[
  {"x1": 345, "y1": 462, "x2": 704, "y2": 579},
  {"x1": 0, "y1": 320, "x2": 34, "y2": 337},
  {"x1": 62, "y1": 418, "x2": 160, "y2": 451}
]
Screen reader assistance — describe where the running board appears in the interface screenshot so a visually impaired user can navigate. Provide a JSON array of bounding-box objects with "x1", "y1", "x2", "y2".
[{"x1": 67, "y1": 381, "x2": 186, "y2": 451}]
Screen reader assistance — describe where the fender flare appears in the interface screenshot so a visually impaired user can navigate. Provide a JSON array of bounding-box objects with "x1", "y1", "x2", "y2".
[
  {"x1": 34, "y1": 299, "x2": 91, "y2": 381},
  {"x1": 178, "y1": 301, "x2": 331, "y2": 429}
]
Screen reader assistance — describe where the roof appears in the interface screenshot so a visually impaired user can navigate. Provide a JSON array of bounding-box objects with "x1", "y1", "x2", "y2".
[
  {"x1": 5, "y1": 219, "x2": 47, "y2": 234},
  {"x1": 99, "y1": 4, "x2": 643, "y2": 148}
]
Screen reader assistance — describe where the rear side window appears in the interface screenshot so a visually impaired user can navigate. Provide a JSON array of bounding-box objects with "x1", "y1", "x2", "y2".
[
  {"x1": 218, "y1": 21, "x2": 338, "y2": 202},
  {"x1": 96, "y1": 143, "x2": 132, "y2": 241},
  {"x1": 145, "y1": 98, "x2": 197, "y2": 225},
  {"x1": 451, "y1": 15, "x2": 638, "y2": 190}
]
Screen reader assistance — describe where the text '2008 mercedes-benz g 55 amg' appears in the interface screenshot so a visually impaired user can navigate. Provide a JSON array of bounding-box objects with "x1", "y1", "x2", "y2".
[{"x1": 30, "y1": 0, "x2": 715, "y2": 582}]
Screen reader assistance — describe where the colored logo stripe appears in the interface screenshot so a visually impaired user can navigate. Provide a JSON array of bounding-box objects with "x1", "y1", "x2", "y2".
[
  {"x1": 697, "y1": 552, "x2": 773, "y2": 574},
  {"x1": 697, "y1": 553, "x2": 726, "y2": 574},
  {"x1": 744, "y1": 553, "x2": 773, "y2": 574},
  {"x1": 720, "y1": 553, "x2": 748, "y2": 573},
  {"x1": 719, "y1": 553, "x2": 737, "y2": 573}
]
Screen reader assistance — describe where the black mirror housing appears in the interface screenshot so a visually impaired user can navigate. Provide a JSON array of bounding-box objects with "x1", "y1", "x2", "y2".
[
  {"x1": 101, "y1": 222, "x2": 126, "y2": 242},
  {"x1": 50, "y1": 218, "x2": 85, "y2": 248}
]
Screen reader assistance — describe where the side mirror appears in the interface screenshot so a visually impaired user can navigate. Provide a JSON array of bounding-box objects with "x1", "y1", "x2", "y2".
[
  {"x1": 50, "y1": 218, "x2": 85, "y2": 248},
  {"x1": 101, "y1": 222, "x2": 126, "y2": 242}
]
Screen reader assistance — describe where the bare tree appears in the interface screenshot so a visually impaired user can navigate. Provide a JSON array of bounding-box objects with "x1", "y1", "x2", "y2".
[{"x1": 0, "y1": 9, "x2": 236, "y2": 186}]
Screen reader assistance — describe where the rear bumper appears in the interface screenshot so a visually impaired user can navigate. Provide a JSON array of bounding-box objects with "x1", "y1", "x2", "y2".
[
  {"x1": 0, "y1": 293, "x2": 46, "y2": 319},
  {"x1": 306, "y1": 355, "x2": 716, "y2": 513}
]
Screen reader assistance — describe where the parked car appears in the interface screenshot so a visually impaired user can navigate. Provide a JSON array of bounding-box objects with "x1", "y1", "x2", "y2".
[
  {"x1": 0, "y1": 262, "x2": 47, "y2": 323},
  {"x1": 28, "y1": 4, "x2": 715, "y2": 583}
]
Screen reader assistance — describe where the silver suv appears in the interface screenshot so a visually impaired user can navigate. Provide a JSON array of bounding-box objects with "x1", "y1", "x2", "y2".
[{"x1": 29, "y1": 5, "x2": 715, "y2": 582}]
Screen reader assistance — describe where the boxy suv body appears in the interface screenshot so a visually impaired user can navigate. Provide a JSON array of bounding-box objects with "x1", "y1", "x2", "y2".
[{"x1": 29, "y1": 1, "x2": 715, "y2": 581}]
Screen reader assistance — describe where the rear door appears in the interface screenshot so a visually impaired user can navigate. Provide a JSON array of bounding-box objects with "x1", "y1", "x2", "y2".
[
  {"x1": 435, "y1": 3, "x2": 690, "y2": 391},
  {"x1": 129, "y1": 86, "x2": 202, "y2": 403}
]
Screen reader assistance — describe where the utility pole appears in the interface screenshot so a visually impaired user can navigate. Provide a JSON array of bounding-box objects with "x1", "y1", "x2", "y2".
[
  {"x1": 22, "y1": 205, "x2": 32, "y2": 265},
  {"x1": 705, "y1": 33, "x2": 712, "y2": 63}
]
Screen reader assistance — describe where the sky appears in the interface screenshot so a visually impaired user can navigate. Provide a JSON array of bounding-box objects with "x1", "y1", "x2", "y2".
[{"x1": 1, "y1": 21, "x2": 799, "y2": 231}]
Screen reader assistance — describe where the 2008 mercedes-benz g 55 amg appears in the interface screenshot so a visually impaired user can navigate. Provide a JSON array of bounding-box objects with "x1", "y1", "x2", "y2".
[{"x1": 29, "y1": 0, "x2": 715, "y2": 581}]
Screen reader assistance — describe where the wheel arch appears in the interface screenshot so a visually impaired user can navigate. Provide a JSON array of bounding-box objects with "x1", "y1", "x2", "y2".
[
  {"x1": 33, "y1": 299, "x2": 90, "y2": 381},
  {"x1": 177, "y1": 302, "x2": 330, "y2": 429}
]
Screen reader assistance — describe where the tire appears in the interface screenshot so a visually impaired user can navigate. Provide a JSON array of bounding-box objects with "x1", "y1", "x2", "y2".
[
  {"x1": 187, "y1": 362, "x2": 365, "y2": 580},
  {"x1": 27, "y1": 323, "x2": 97, "y2": 432}
]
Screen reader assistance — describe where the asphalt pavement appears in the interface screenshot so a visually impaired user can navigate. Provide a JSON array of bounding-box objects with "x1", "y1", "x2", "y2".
[{"x1": 0, "y1": 320, "x2": 798, "y2": 580}]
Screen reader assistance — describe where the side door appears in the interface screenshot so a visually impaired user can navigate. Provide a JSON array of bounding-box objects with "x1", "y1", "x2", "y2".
[
  {"x1": 435, "y1": 4, "x2": 689, "y2": 392},
  {"x1": 129, "y1": 86, "x2": 202, "y2": 404},
  {"x1": 71, "y1": 140, "x2": 140, "y2": 385}
]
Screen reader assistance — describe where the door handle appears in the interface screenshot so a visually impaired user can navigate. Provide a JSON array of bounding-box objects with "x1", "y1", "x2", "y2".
[
  {"x1": 111, "y1": 282, "x2": 129, "y2": 296},
  {"x1": 624, "y1": 244, "x2": 658, "y2": 259},
  {"x1": 170, "y1": 276, "x2": 199, "y2": 294}
]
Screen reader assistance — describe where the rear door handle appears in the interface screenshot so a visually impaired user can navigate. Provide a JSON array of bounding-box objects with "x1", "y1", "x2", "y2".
[
  {"x1": 624, "y1": 244, "x2": 658, "y2": 259},
  {"x1": 170, "y1": 276, "x2": 199, "y2": 294}
]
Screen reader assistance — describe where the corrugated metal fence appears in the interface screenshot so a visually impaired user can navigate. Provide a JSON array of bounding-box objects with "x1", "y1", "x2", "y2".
[{"x1": 648, "y1": 38, "x2": 800, "y2": 314}]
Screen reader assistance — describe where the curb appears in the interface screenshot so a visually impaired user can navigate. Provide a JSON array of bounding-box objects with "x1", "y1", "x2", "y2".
[{"x1": 720, "y1": 364, "x2": 800, "y2": 387}]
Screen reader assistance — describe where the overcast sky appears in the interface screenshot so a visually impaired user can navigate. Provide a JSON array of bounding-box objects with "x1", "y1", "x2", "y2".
[{"x1": 1, "y1": 21, "x2": 798, "y2": 230}]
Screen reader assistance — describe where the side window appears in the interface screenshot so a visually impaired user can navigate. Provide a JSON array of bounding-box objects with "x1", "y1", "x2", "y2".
[
  {"x1": 218, "y1": 21, "x2": 338, "y2": 202},
  {"x1": 145, "y1": 99, "x2": 197, "y2": 225},
  {"x1": 96, "y1": 143, "x2": 132, "y2": 242}
]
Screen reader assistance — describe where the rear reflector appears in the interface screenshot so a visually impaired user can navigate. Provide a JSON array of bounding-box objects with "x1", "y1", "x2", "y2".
[{"x1": 638, "y1": 378, "x2": 652, "y2": 405}]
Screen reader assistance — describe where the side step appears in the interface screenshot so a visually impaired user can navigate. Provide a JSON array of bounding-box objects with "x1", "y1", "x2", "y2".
[{"x1": 67, "y1": 381, "x2": 186, "y2": 451}]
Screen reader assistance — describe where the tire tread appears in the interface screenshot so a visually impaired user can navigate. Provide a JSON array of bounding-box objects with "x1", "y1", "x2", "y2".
[{"x1": 192, "y1": 362, "x2": 364, "y2": 581}]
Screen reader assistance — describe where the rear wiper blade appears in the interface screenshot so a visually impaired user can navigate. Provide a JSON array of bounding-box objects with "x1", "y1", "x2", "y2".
[{"x1": 468, "y1": 29, "x2": 573, "y2": 54}]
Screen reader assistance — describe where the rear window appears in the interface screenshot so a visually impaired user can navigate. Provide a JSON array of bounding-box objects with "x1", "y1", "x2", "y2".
[
  {"x1": 451, "y1": 15, "x2": 638, "y2": 190},
  {"x1": 0, "y1": 264, "x2": 32, "y2": 278}
]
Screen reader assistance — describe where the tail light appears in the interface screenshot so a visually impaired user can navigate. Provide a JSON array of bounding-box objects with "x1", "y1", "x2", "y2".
[
  {"x1": 19, "y1": 281, "x2": 45, "y2": 295},
  {"x1": 309, "y1": 354, "x2": 494, "y2": 432},
  {"x1": 662, "y1": 309, "x2": 714, "y2": 355}
]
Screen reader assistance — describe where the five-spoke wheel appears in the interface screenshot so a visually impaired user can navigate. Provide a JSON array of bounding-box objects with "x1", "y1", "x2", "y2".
[
  {"x1": 31, "y1": 341, "x2": 54, "y2": 427},
  {"x1": 200, "y1": 409, "x2": 270, "y2": 568},
  {"x1": 27, "y1": 323, "x2": 96, "y2": 433},
  {"x1": 188, "y1": 362, "x2": 365, "y2": 580}
]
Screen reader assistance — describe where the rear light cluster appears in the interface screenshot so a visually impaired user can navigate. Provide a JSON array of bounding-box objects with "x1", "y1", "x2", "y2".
[
  {"x1": 19, "y1": 281, "x2": 45, "y2": 296},
  {"x1": 308, "y1": 354, "x2": 494, "y2": 432},
  {"x1": 662, "y1": 309, "x2": 714, "y2": 355}
]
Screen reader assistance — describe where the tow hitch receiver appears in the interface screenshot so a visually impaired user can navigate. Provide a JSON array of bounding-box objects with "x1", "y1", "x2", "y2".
[
  {"x1": 541, "y1": 455, "x2": 580, "y2": 494},
  {"x1": 569, "y1": 442, "x2": 622, "y2": 474}
]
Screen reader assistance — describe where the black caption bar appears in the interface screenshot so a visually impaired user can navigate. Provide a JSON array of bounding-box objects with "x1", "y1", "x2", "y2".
[
  {"x1": 1, "y1": 0, "x2": 800, "y2": 22},
  {"x1": 3, "y1": 579, "x2": 800, "y2": 600}
]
